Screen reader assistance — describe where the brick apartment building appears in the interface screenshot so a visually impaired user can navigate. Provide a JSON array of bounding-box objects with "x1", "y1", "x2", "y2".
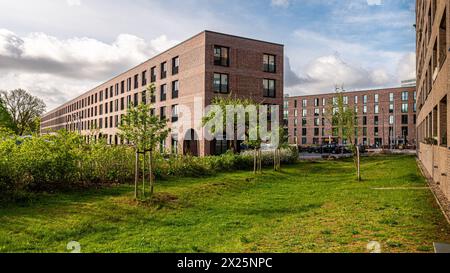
[
  {"x1": 40, "y1": 31, "x2": 284, "y2": 156},
  {"x1": 416, "y1": 0, "x2": 450, "y2": 201},
  {"x1": 284, "y1": 86, "x2": 417, "y2": 147}
]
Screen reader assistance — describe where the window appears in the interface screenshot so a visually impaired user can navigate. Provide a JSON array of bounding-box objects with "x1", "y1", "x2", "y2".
[
  {"x1": 171, "y1": 105, "x2": 179, "y2": 122},
  {"x1": 142, "y1": 90, "x2": 147, "y2": 105},
  {"x1": 314, "y1": 108, "x2": 320, "y2": 116},
  {"x1": 374, "y1": 127, "x2": 379, "y2": 137},
  {"x1": 343, "y1": 96, "x2": 348, "y2": 105},
  {"x1": 134, "y1": 93, "x2": 139, "y2": 107},
  {"x1": 150, "y1": 86, "x2": 156, "y2": 103},
  {"x1": 151, "y1": 66, "x2": 156, "y2": 82},
  {"x1": 161, "y1": 62, "x2": 167, "y2": 79},
  {"x1": 105, "y1": 88, "x2": 109, "y2": 99},
  {"x1": 363, "y1": 105, "x2": 367, "y2": 114},
  {"x1": 389, "y1": 93, "x2": 394, "y2": 102},
  {"x1": 363, "y1": 95, "x2": 368, "y2": 104},
  {"x1": 213, "y1": 73, "x2": 229, "y2": 93},
  {"x1": 401, "y1": 103, "x2": 408, "y2": 113},
  {"x1": 402, "y1": 91, "x2": 409, "y2": 101},
  {"x1": 375, "y1": 94, "x2": 379, "y2": 103},
  {"x1": 402, "y1": 115, "x2": 408, "y2": 125},
  {"x1": 114, "y1": 84, "x2": 118, "y2": 96},
  {"x1": 120, "y1": 97, "x2": 124, "y2": 110},
  {"x1": 354, "y1": 96, "x2": 358, "y2": 104},
  {"x1": 134, "y1": 74, "x2": 139, "y2": 89},
  {"x1": 315, "y1": 98, "x2": 320, "y2": 107},
  {"x1": 142, "y1": 71, "x2": 147, "y2": 86},
  {"x1": 302, "y1": 128, "x2": 307, "y2": 136},
  {"x1": 389, "y1": 104, "x2": 394, "y2": 113},
  {"x1": 314, "y1": 128, "x2": 320, "y2": 136},
  {"x1": 263, "y1": 79, "x2": 276, "y2": 98},
  {"x1": 172, "y1": 80, "x2": 179, "y2": 99},
  {"x1": 127, "y1": 77, "x2": 132, "y2": 91},
  {"x1": 374, "y1": 116, "x2": 379, "y2": 126},
  {"x1": 302, "y1": 118, "x2": 307, "y2": 126},
  {"x1": 302, "y1": 99, "x2": 307, "y2": 107},
  {"x1": 314, "y1": 118, "x2": 320, "y2": 127},
  {"x1": 121, "y1": 81, "x2": 125, "y2": 94},
  {"x1": 214, "y1": 46, "x2": 229, "y2": 66},
  {"x1": 363, "y1": 116, "x2": 367, "y2": 126},
  {"x1": 160, "y1": 106, "x2": 166, "y2": 120},
  {"x1": 302, "y1": 109, "x2": 307, "y2": 117},
  {"x1": 389, "y1": 116, "x2": 394, "y2": 125},
  {"x1": 160, "y1": 84, "x2": 167, "y2": 101},
  {"x1": 374, "y1": 105, "x2": 379, "y2": 114},
  {"x1": 172, "y1": 56, "x2": 179, "y2": 75},
  {"x1": 263, "y1": 54, "x2": 276, "y2": 73}
]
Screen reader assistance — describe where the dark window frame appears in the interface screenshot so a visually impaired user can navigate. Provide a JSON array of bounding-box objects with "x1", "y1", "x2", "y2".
[
  {"x1": 213, "y1": 73, "x2": 229, "y2": 94},
  {"x1": 263, "y1": 54, "x2": 276, "y2": 73},
  {"x1": 214, "y1": 45, "x2": 230, "y2": 67}
]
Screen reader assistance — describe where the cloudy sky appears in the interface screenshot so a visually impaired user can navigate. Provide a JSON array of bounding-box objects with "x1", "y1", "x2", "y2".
[{"x1": 0, "y1": 0, "x2": 416, "y2": 111}]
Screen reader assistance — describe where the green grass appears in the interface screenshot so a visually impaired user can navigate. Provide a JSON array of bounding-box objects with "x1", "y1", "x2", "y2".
[{"x1": 0, "y1": 155, "x2": 449, "y2": 253}]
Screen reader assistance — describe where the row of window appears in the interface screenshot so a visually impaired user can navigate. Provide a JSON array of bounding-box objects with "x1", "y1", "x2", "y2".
[
  {"x1": 68, "y1": 104, "x2": 181, "y2": 131},
  {"x1": 285, "y1": 91, "x2": 416, "y2": 109},
  {"x1": 288, "y1": 114, "x2": 416, "y2": 128},
  {"x1": 214, "y1": 45, "x2": 277, "y2": 73},
  {"x1": 213, "y1": 73, "x2": 276, "y2": 98}
]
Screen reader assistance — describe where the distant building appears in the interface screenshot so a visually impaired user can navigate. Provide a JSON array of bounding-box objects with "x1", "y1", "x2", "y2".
[
  {"x1": 40, "y1": 30, "x2": 284, "y2": 156},
  {"x1": 401, "y1": 79, "x2": 417, "y2": 88},
  {"x1": 284, "y1": 86, "x2": 417, "y2": 147}
]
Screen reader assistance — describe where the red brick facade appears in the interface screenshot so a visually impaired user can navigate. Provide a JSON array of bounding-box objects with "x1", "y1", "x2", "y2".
[
  {"x1": 416, "y1": 0, "x2": 450, "y2": 201},
  {"x1": 284, "y1": 87, "x2": 417, "y2": 147},
  {"x1": 40, "y1": 31, "x2": 284, "y2": 156}
]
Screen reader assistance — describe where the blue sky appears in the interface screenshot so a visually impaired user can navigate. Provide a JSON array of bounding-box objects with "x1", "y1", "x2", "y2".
[{"x1": 0, "y1": 0, "x2": 416, "y2": 109}]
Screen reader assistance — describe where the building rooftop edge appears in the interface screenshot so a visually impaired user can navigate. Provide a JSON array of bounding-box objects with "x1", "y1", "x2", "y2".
[
  {"x1": 43, "y1": 30, "x2": 284, "y2": 115},
  {"x1": 284, "y1": 86, "x2": 416, "y2": 100}
]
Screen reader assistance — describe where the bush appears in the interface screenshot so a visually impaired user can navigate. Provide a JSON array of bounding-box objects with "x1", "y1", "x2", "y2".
[{"x1": 0, "y1": 130, "x2": 299, "y2": 199}]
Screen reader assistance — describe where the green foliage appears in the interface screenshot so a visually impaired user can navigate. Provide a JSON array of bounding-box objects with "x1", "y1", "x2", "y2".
[
  {"x1": 118, "y1": 99, "x2": 169, "y2": 152},
  {"x1": 0, "y1": 126, "x2": 298, "y2": 200}
]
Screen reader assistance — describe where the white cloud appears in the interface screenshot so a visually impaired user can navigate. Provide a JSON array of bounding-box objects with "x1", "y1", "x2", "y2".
[
  {"x1": 66, "y1": 0, "x2": 81, "y2": 7},
  {"x1": 285, "y1": 28, "x2": 414, "y2": 96},
  {"x1": 397, "y1": 52, "x2": 416, "y2": 81},
  {"x1": 271, "y1": 0, "x2": 290, "y2": 8},
  {"x1": 0, "y1": 29, "x2": 179, "y2": 110}
]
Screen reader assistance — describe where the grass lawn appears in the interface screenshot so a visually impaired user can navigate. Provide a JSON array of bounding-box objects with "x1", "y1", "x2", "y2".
[{"x1": 0, "y1": 155, "x2": 449, "y2": 253}]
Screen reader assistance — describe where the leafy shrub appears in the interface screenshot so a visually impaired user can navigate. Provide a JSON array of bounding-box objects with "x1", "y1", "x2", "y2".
[{"x1": 0, "y1": 130, "x2": 299, "y2": 198}]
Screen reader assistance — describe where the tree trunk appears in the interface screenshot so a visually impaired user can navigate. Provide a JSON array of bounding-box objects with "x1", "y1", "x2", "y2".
[
  {"x1": 149, "y1": 149, "x2": 154, "y2": 197},
  {"x1": 134, "y1": 150, "x2": 138, "y2": 200},
  {"x1": 274, "y1": 149, "x2": 277, "y2": 171},
  {"x1": 142, "y1": 151, "x2": 146, "y2": 198},
  {"x1": 356, "y1": 146, "x2": 361, "y2": 181},
  {"x1": 258, "y1": 149, "x2": 262, "y2": 173},
  {"x1": 254, "y1": 148, "x2": 257, "y2": 174}
]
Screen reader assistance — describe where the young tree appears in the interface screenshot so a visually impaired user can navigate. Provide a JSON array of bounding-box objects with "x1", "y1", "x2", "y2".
[
  {"x1": 272, "y1": 128, "x2": 289, "y2": 171},
  {"x1": 244, "y1": 125, "x2": 263, "y2": 174},
  {"x1": 202, "y1": 95, "x2": 255, "y2": 154},
  {"x1": 118, "y1": 84, "x2": 170, "y2": 199},
  {"x1": 0, "y1": 89, "x2": 46, "y2": 135},
  {"x1": 325, "y1": 87, "x2": 361, "y2": 181}
]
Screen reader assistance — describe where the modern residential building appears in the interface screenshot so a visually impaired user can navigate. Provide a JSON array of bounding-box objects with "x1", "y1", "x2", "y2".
[
  {"x1": 416, "y1": 1, "x2": 450, "y2": 200},
  {"x1": 284, "y1": 87, "x2": 417, "y2": 147},
  {"x1": 40, "y1": 30, "x2": 284, "y2": 156}
]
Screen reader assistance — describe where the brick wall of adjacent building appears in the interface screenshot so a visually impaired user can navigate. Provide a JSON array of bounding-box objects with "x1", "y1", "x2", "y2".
[
  {"x1": 416, "y1": 0, "x2": 450, "y2": 201},
  {"x1": 40, "y1": 31, "x2": 284, "y2": 156},
  {"x1": 284, "y1": 87, "x2": 417, "y2": 147}
]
